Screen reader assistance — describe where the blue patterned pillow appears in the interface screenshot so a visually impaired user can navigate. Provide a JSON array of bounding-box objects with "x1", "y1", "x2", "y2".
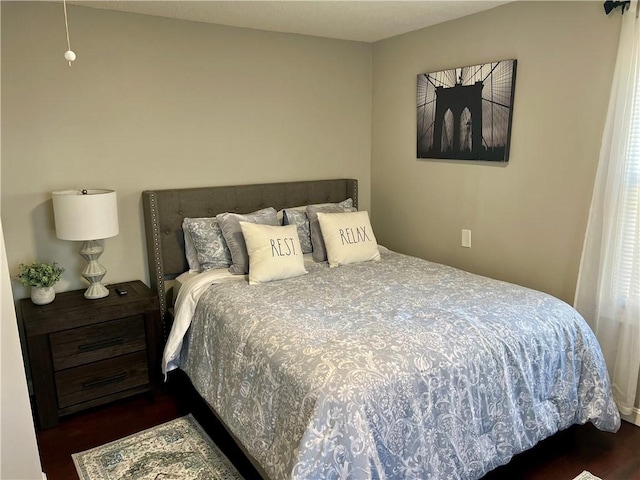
[
  {"x1": 182, "y1": 220, "x2": 202, "y2": 272},
  {"x1": 282, "y1": 209, "x2": 312, "y2": 254},
  {"x1": 217, "y1": 207, "x2": 279, "y2": 275},
  {"x1": 284, "y1": 199, "x2": 353, "y2": 256},
  {"x1": 182, "y1": 217, "x2": 232, "y2": 271}
]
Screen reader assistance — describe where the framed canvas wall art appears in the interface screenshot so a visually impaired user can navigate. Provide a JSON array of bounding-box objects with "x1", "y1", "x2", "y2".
[{"x1": 417, "y1": 59, "x2": 517, "y2": 162}]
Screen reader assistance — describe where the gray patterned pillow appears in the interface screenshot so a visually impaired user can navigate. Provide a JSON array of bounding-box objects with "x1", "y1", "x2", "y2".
[
  {"x1": 306, "y1": 199, "x2": 356, "y2": 262},
  {"x1": 182, "y1": 217, "x2": 232, "y2": 271},
  {"x1": 217, "y1": 207, "x2": 279, "y2": 275}
]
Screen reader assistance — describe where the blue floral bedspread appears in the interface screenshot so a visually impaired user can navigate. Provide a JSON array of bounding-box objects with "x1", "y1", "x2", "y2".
[{"x1": 178, "y1": 250, "x2": 620, "y2": 480}]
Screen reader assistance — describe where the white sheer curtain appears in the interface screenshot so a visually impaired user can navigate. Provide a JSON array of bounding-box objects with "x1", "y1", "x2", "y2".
[{"x1": 575, "y1": 2, "x2": 640, "y2": 418}]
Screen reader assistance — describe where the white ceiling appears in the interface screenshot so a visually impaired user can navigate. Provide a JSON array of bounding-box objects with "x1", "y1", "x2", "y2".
[{"x1": 68, "y1": 1, "x2": 513, "y2": 43}]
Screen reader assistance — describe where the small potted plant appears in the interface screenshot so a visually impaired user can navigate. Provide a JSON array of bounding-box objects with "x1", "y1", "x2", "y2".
[{"x1": 17, "y1": 261, "x2": 65, "y2": 305}]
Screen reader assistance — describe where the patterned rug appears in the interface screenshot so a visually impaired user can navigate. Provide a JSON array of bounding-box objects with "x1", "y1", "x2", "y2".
[
  {"x1": 573, "y1": 472, "x2": 602, "y2": 480},
  {"x1": 72, "y1": 414, "x2": 244, "y2": 480}
]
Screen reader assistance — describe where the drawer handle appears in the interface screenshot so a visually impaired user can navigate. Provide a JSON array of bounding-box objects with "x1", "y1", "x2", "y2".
[
  {"x1": 77, "y1": 337, "x2": 125, "y2": 352},
  {"x1": 81, "y1": 373, "x2": 128, "y2": 390}
]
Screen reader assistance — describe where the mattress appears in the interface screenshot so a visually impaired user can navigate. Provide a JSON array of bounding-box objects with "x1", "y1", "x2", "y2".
[{"x1": 164, "y1": 249, "x2": 620, "y2": 480}]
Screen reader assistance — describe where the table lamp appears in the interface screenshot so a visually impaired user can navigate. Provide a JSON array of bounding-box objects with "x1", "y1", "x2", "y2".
[{"x1": 52, "y1": 189, "x2": 119, "y2": 299}]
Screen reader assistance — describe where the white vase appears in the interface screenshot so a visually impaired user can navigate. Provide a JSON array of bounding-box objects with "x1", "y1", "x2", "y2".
[{"x1": 31, "y1": 286, "x2": 55, "y2": 305}]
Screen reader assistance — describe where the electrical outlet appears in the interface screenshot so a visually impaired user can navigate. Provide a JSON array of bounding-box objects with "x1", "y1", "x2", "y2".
[{"x1": 462, "y1": 229, "x2": 471, "y2": 248}]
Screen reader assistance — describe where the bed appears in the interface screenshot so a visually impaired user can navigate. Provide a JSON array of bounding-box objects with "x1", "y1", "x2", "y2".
[{"x1": 142, "y1": 178, "x2": 620, "y2": 480}]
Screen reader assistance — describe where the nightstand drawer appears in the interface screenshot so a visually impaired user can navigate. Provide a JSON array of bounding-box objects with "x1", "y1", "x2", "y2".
[
  {"x1": 22, "y1": 280, "x2": 161, "y2": 429},
  {"x1": 50, "y1": 315, "x2": 146, "y2": 371},
  {"x1": 55, "y1": 351, "x2": 149, "y2": 409}
]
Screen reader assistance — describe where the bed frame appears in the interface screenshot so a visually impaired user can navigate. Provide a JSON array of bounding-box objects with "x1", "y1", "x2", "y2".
[
  {"x1": 142, "y1": 178, "x2": 358, "y2": 340},
  {"x1": 140, "y1": 178, "x2": 593, "y2": 480}
]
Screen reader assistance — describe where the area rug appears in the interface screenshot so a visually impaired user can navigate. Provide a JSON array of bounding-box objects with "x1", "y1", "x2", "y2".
[
  {"x1": 72, "y1": 414, "x2": 244, "y2": 480},
  {"x1": 573, "y1": 471, "x2": 602, "y2": 480}
]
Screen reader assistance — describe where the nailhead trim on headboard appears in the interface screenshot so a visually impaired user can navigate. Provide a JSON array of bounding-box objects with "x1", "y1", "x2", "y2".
[{"x1": 144, "y1": 192, "x2": 169, "y2": 339}]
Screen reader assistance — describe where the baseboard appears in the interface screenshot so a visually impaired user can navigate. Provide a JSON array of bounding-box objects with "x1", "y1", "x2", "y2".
[
  {"x1": 621, "y1": 407, "x2": 640, "y2": 427},
  {"x1": 42, "y1": 473, "x2": 47, "y2": 480}
]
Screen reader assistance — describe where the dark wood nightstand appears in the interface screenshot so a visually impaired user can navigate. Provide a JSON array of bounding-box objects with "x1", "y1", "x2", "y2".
[{"x1": 20, "y1": 280, "x2": 161, "y2": 429}]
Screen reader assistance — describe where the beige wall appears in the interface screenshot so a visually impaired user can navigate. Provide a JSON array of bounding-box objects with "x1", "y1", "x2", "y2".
[
  {"x1": 1, "y1": 2, "x2": 372, "y2": 298},
  {"x1": 2, "y1": 2, "x2": 621, "y2": 305},
  {"x1": 371, "y1": 1, "x2": 621, "y2": 304}
]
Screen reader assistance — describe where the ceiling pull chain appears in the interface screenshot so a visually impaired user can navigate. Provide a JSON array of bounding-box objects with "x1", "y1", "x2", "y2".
[{"x1": 63, "y1": 0, "x2": 76, "y2": 66}]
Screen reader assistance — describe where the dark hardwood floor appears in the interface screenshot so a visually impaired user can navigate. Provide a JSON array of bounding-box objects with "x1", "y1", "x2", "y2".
[
  {"x1": 36, "y1": 393, "x2": 180, "y2": 480},
  {"x1": 37, "y1": 392, "x2": 640, "y2": 480}
]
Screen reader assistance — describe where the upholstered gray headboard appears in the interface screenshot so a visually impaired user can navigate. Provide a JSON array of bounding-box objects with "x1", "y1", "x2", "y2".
[{"x1": 142, "y1": 178, "x2": 358, "y2": 338}]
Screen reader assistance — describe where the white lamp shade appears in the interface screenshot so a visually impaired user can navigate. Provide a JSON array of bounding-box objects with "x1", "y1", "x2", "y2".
[{"x1": 52, "y1": 189, "x2": 119, "y2": 241}]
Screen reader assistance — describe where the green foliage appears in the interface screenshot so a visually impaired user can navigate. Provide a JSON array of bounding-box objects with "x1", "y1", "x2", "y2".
[{"x1": 17, "y1": 261, "x2": 64, "y2": 288}]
